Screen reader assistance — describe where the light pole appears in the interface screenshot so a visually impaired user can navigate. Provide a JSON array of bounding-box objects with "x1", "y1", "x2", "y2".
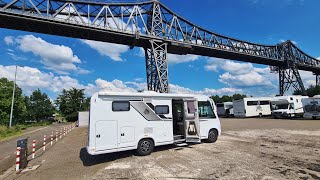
[{"x1": 9, "y1": 66, "x2": 18, "y2": 128}]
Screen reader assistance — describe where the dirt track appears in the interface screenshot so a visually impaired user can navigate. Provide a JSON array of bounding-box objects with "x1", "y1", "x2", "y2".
[{"x1": 3, "y1": 118, "x2": 320, "y2": 180}]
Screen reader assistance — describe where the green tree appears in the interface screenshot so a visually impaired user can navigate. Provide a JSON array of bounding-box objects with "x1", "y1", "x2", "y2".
[
  {"x1": 293, "y1": 85, "x2": 320, "y2": 97},
  {"x1": 210, "y1": 94, "x2": 247, "y2": 103},
  {"x1": 0, "y1": 78, "x2": 27, "y2": 126},
  {"x1": 55, "y1": 88, "x2": 86, "y2": 122},
  {"x1": 25, "y1": 89, "x2": 55, "y2": 121},
  {"x1": 232, "y1": 94, "x2": 247, "y2": 100}
]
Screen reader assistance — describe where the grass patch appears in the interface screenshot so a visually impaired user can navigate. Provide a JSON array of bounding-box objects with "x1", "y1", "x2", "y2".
[{"x1": 0, "y1": 121, "x2": 52, "y2": 141}]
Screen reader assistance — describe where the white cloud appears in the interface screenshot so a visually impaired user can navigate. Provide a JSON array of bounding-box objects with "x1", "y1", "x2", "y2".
[
  {"x1": 4, "y1": 36, "x2": 14, "y2": 45},
  {"x1": 138, "y1": 47, "x2": 200, "y2": 64},
  {"x1": 205, "y1": 58, "x2": 275, "y2": 88},
  {"x1": 0, "y1": 65, "x2": 243, "y2": 97},
  {"x1": 299, "y1": 70, "x2": 316, "y2": 87},
  {"x1": 81, "y1": 40, "x2": 129, "y2": 62},
  {"x1": 168, "y1": 54, "x2": 200, "y2": 64},
  {"x1": 0, "y1": 65, "x2": 84, "y2": 94},
  {"x1": 317, "y1": 57, "x2": 320, "y2": 60},
  {"x1": 4, "y1": 35, "x2": 89, "y2": 74}
]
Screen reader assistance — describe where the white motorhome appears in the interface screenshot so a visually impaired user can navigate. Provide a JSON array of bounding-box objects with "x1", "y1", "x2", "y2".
[
  {"x1": 302, "y1": 96, "x2": 320, "y2": 119},
  {"x1": 233, "y1": 97, "x2": 272, "y2": 118},
  {"x1": 217, "y1": 102, "x2": 234, "y2": 117},
  {"x1": 271, "y1": 96, "x2": 307, "y2": 118},
  {"x1": 87, "y1": 91, "x2": 221, "y2": 156}
]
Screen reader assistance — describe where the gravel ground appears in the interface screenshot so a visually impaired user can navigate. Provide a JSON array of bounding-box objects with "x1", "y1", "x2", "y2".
[{"x1": 3, "y1": 118, "x2": 320, "y2": 180}]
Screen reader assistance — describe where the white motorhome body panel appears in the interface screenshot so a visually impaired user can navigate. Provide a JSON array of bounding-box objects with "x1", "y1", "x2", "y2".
[
  {"x1": 233, "y1": 98, "x2": 272, "y2": 117},
  {"x1": 87, "y1": 92, "x2": 221, "y2": 155}
]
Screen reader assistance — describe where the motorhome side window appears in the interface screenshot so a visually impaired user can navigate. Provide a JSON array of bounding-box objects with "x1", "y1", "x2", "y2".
[
  {"x1": 198, "y1": 101, "x2": 216, "y2": 118},
  {"x1": 112, "y1": 101, "x2": 130, "y2": 111},
  {"x1": 247, "y1": 101, "x2": 258, "y2": 106},
  {"x1": 155, "y1": 105, "x2": 169, "y2": 114},
  {"x1": 259, "y1": 101, "x2": 270, "y2": 105}
]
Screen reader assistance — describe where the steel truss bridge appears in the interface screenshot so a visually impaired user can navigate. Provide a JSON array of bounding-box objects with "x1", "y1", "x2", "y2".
[{"x1": 0, "y1": 0, "x2": 319, "y2": 95}]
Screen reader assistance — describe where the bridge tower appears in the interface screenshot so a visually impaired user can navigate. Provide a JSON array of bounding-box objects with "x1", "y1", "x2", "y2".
[
  {"x1": 145, "y1": 0, "x2": 169, "y2": 93},
  {"x1": 316, "y1": 75, "x2": 320, "y2": 86},
  {"x1": 277, "y1": 41, "x2": 306, "y2": 96}
]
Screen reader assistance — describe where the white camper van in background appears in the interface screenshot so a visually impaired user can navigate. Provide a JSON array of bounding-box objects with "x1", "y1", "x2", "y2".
[
  {"x1": 302, "y1": 96, "x2": 320, "y2": 119},
  {"x1": 217, "y1": 102, "x2": 234, "y2": 117},
  {"x1": 271, "y1": 96, "x2": 307, "y2": 118},
  {"x1": 233, "y1": 97, "x2": 272, "y2": 118},
  {"x1": 87, "y1": 91, "x2": 221, "y2": 156}
]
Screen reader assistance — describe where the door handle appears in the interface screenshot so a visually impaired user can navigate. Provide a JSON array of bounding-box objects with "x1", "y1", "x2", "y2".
[
  {"x1": 96, "y1": 134, "x2": 100, "y2": 138},
  {"x1": 121, "y1": 133, "x2": 124, "y2": 136}
]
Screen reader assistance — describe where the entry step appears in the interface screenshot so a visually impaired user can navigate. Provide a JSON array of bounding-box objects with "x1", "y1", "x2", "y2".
[{"x1": 174, "y1": 143, "x2": 188, "y2": 147}]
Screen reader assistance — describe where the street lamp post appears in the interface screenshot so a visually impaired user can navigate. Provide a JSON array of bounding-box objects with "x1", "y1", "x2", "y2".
[{"x1": 9, "y1": 66, "x2": 18, "y2": 128}]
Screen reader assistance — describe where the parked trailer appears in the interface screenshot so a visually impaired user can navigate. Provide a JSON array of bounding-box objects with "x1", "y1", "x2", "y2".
[
  {"x1": 87, "y1": 91, "x2": 221, "y2": 156},
  {"x1": 233, "y1": 97, "x2": 272, "y2": 118},
  {"x1": 217, "y1": 102, "x2": 234, "y2": 117},
  {"x1": 271, "y1": 96, "x2": 308, "y2": 118},
  {"x1": 302, "y1": 96, "x2": 320, "y2": 119}
]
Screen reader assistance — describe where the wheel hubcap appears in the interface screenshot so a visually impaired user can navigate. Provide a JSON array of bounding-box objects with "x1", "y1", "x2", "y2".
[
  {"x1": 209, "y1": 131, "x2": 215, "y2": 139},
  {"x1": 141, "y1": 141, "x2": 151, "y2": 152}
]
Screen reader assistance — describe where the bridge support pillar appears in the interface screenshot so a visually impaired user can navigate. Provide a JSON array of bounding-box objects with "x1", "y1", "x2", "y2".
[
  {"x1": 145, "y1": 40, "x2": 169, "y2": 93},
  {"x1": 316, "y1": 75, "x2": 320, "y2": 86},
  {"x1": 278, "y1": 66, "x2": 306, "y2": 95}
]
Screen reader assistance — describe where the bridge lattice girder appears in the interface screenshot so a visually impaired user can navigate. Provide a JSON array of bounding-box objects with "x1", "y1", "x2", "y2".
[{"x1": 0, "y1": 0, "x2": 318, "y2": 94}]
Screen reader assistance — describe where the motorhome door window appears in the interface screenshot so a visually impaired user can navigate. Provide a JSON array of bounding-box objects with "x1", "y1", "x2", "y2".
[
  {"x1": 187, "y1": 101, "x2": 196, "y2": 114},
  {"x1": 155, "y1": 105, "x2": 169, "y2": 114},
  {"x1": 112, "y1": 101, "x2": 130, "y2": 111}
]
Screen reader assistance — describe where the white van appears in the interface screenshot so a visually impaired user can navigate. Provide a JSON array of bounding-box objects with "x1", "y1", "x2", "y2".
[
  {"x1": 271, "y1": 96, "x2": 307, "y2": 118},
  {"x1": 233, "y1": 97, "x2": 272, "y2": 118},
  {"x1": 217, "y1": 102, "x2": 234, "y2": 117},
  {"x1": 302, "y1": 96, "x2": 320, "y2": 119},
  {"x1": 87, "y1": 91, "x2": 221, "y2": 156}
]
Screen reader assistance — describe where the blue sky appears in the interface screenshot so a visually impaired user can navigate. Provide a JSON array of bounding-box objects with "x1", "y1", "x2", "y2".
[{"x1": 0, "y1": 0, "x2": 319, "y2": 99}]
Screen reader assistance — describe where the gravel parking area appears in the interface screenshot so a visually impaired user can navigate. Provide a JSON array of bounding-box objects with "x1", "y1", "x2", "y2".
[{"x1": 4, "y1": 118, "x2": 320, "y2": 180}]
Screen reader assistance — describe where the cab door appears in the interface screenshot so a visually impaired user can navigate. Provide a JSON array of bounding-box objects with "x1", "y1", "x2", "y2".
[{"x1": 184, "y1": 99, "x2": 201, "y2": 143}]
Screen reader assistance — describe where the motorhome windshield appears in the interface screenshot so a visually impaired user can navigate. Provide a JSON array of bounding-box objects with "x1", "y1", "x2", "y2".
[
  {"x1": 198, "y1": 101, "x2": 216, "y2": 118},
  {"x1": 273, "y1": 103, "x2": 289, "y2": 110}
]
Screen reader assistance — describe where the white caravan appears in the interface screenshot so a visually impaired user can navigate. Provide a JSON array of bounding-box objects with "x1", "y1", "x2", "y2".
[
  {"x1": 271, "y1": 96, "x2": 307, "y2": 118},
  {"x1": 233, "y1": 97, "x2": 272, "y2": 118},
  {"x1": 302, "y1": 96, "x2": 320, "y2": 119},
  {"x1": 87, "y1": 91, "x2": 221, "y2": 156},
  {"x1": 217, "y1": 102, "x2": 234, "y2": 117}
]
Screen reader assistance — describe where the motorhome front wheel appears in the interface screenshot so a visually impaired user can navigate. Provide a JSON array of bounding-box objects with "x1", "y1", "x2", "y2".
[
  {"x1": 206, "y1": 129, "x2": 218, "y2": 143},
  {"x1": 137, "y1": 139, "x2": 154, "y2": 156}
]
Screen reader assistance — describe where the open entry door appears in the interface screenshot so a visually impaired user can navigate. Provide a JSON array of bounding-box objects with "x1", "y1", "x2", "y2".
[{"x1": 184, "y1": 99, "x2": 201, "y2": 143}]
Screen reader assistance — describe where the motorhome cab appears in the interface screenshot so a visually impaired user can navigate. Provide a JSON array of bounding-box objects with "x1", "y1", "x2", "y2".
[
  {"x1": 271, "y1": 96, "x2": 307, "y2": 118},
  {"x1": 302, "y1": 95, "x2": 320, "y2": 119},
  {"x1": 217, "y1": 102, "x2": 234, "y2": 117},
  {"x1": 233, "y1": 97, "x2": 272, "y2": 118},
  {"x1": 87, "y1": 91, "x2": 221, "y2": 156}
]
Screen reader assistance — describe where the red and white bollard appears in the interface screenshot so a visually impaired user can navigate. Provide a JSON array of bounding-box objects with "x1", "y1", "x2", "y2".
[
  {"x1": 16, "y1": 147, "x2": 21, "y2": 171},
  {"x1": 56, "y1": 130, "x2": 58, "y2": 142},
  {"x1": 60, "y1": 129, "x2": 62, "y2": 139},
  {"x1": 63, "y1": 128, "x2": 66, "y2": 136},
  {"x1": 50, "y1": 132, "x2": 53, "y2": 146},
  {"x1": 43, "y1": 135, "x2": 46, "y2": 151},
  {"x1": 32, "y1": 140, "x2": 36, "y2": 159}
]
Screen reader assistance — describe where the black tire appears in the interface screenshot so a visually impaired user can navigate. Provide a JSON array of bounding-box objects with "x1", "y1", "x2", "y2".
[
  {"x1": 259, "y1": 113, "x2": 262, "y2": 118},
  {"x1": 288, "y1": 114, "x2": 292, "y2": 119},
  {"x1": 312, "y1": 116, "x2": 317, "y2": 120},
  {"x1": 206, "y1": 129, "x2": 218, "y2": 143},
  {"x1": 137, "y1": 139, "x2": 154, "y2": 156}
]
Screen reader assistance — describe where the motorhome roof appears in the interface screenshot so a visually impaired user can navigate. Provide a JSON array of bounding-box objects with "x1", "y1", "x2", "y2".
[{"x1": 97, "y1": 91, "x2": 198, "y2": 98}]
